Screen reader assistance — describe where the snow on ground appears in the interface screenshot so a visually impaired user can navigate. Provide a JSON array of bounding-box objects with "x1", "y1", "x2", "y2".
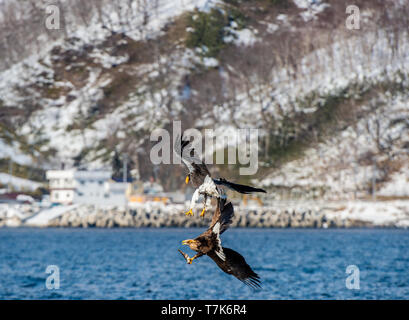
[
  {"x1": 25, "y1": 204, "x2": 79, "y2": 227},
  {"x1": 231, "y1": 28, "x2": 409, "y2": 127},
  {"x1": 264, "y1": 22, "x2": 279, "y2": 34},
  {"x1": 379, "y1": 164, "x2": 409, "y2": 197},
  {"x1": 0, "y1": 0, "x2": 219, "y2": 114},
  {"x1": 0, "y1": 173, "x2": 43, "y2": 191},
  {"x1": 292, "y1": 0, "x2": 330, "y2": 21},
  {"x1": 0, "y1": 139, "x2": 33, "y2": 166},
  {"x1": 225, "y1": 28, "x2": 258, "y2": 46},
  {"x1": 129, "y1": 201, "x2": 185, "y2": 215},
  {"x1": 49, "y1": 0, "x2": 220, "y2": 51},
  {"x1": 0, "y1": 202, "x2": 42, "y2": 226},
  {"x1": 238, "y1": 27, "x2": 409, "y2": 199},
  {"x1": 88, "y1": 50, "x2": 129, "y2": 69},
  {"x1": 0, "y1": 0, "x2": 407, "y2": 199},
  {"x1": 0, "y1": 204, "x2": 25, "y2": 219},
  {"x1": 260, "y1": 88, "x2": 409, "y2": 200},
  {"x1": 326, "y1": 200, "x2": 409, "y2": 227},
  {"x1": 0, "y1": 43, "x2": 195, "y2": 168},
  {"x1": 0, "y1": 54, "x2": 56, "y2": 108}
]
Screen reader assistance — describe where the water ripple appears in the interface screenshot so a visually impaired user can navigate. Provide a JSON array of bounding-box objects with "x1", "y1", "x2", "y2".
[{"x1": 0, "y1": 228, "x2": 408, "y2": 299}]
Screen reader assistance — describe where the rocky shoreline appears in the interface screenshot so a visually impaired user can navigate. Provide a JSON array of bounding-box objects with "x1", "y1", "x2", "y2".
[
  {"x1": 2, "y1": 200, "x2": 409, "y2": 228},
  {"x1": 44, "y1": 206, "x2": 358, "y2": 228}
]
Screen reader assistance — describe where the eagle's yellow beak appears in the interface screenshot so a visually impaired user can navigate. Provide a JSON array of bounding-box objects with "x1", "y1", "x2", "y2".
[
  {"x1": 185, "y1": 175, "x2": 190, "y2": 184},
  {"x1": 182, "y1": 239, "x2": 192, "y2": 245}
]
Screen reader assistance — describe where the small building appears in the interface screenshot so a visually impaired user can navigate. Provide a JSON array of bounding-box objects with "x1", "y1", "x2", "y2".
[{"x1": 46, "y1": 170, "x2": 130, "y2": 206}]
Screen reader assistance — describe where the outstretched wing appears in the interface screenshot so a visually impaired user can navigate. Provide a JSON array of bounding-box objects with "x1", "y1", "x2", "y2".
[
  {"x1": 174, "y1": 134, "x2": 195, "y2": 172},
  {"x1": 209, "y1": 247, "x2": 261, "y2": 290},
  {"x1": 213, "y1": 178, "x2": 266, "y2": 194},
  {"x1": 219, "y1": 201, "x2": 234, "y2": 234},
  {"x1": 174, "y1": 134, "x2": 210, "y2": 178},
  {"x1": 210, "y1": 195, "x2": 224, "y2": 228},
  {"x1": 210, "y1": 200, "x2": 234, "y2": 235}
]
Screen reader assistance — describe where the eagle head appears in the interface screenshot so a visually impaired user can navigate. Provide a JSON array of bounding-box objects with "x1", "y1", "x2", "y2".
[{"x1": 182, "y1": 239, "x2": 200, "y2": 251}]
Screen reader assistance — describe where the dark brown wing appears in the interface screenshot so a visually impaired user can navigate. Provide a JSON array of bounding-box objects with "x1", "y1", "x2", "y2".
[
  {"x1": 208, "y1": 247, "x2": 261, "y2": 290},
  {"x1": 209, "y1": 195, "x2": 233, "y2": 235},
  {"x1": 174, "y1": 134, "x2": 195, "y2": 173},
  {"x1": 174, "y1": 134, "x2": 189, "y2": 156},
  {"x1": 209, "y1": 196, "x2": 223, "y2": 228},
  {"x1": 191, "y1": 162, "x2": 211, "y2": 186},
  {"x1": 219, "y1": 202, "x2": 234, "y2": 235},
  {"x1": 213, "y1": 178, "x2": 266, "y2": 194},
  {"x1": 174, "y1": 134, "x2": 211, "y2": 186}
]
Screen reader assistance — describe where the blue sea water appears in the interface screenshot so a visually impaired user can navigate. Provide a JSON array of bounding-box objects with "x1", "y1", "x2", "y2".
[{"x1": 0, "y1": 228, "x2": 408, "y2": 300}]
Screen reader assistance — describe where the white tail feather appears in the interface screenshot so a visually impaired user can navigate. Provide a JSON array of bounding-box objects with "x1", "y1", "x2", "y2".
[{"x1": 212, "y1": 222, "x2": 225, "y2": 261}]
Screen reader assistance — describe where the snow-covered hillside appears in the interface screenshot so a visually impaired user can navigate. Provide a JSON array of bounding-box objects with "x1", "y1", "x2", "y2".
[
  {"x1": 0, "y1": 0, "x2": 408, "y2": 200},
  {"x1": 0, "y1": 173, "x2": 43, "y2": 191},
  {"x1": 0, "y1": 0, "x2": 219, "y2": 167},
  {"x1": 260, "y1": 89, "x2": 409, "y2": 200}
]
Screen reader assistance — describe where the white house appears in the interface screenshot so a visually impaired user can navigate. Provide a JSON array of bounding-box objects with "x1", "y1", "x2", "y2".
[
  {"x1": 46, "y1": 170, "x2": 76, "y2": 204},
  {"x1": 46, "y1": 170, "x2": 130, "y2": 206}
]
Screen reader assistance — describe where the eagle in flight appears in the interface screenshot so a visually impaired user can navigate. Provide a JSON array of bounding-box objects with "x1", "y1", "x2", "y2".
[
  {"x1": 174, "y1": 134, "x2": 266, "y2": 218},
  {"x1": 179, "y1": 196, "x2": 261, "y2": 289}
]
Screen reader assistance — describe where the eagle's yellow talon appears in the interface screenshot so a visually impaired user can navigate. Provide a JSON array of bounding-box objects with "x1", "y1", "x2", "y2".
[
  {"x1": 199, "y1": 207, "x2": 206, "y2": 218},
  {"x1": 187, "y1": 258, "x2": 193, "y2": 264},
  {"x1": 185, "y1": 209, "x2": 194, "y2": 216}
]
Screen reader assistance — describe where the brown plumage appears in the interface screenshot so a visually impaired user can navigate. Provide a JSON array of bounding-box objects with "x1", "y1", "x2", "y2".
[{"x1": 180, "y1": 197, "x2": 261, "y2": 289}]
